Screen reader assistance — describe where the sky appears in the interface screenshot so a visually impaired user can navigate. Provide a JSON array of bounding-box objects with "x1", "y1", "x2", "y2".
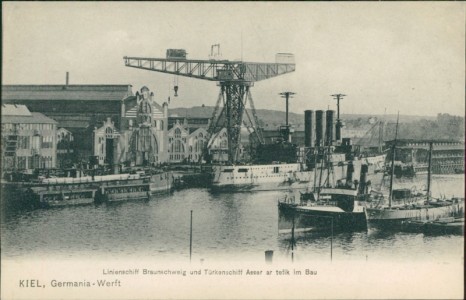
[{"x1": 3, "y1": 2, "x2": 465, "y2": 117}]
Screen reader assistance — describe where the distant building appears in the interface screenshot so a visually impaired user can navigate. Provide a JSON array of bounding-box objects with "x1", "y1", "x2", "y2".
[
  {"x1": 56, "y1": 127, "x2": 75, "y2": 169},
  {"x1": 168, "y1": 116, "x2": 210, "y2": 130},
  {"x1": 167, "y1": 121, "x2": 209, "y2": 163},
  {"x1": 207, "y1": 128, "x2": 230, "y2": 163},
  {"x1": 1, "y1": 83, "x2": 231, "y2": 168},
  {"x1": 385, "y1": 139, "x2": 465, "y2": 174},
  {"x1": 119, "y1": 86, "x2": 169, "y2": 167},
  {"x1": 1, "y1": 104, "x2": 57, "y2": 171},
  {"x1": 2, "y1": 84, "x2": 134, "y2": 164}
]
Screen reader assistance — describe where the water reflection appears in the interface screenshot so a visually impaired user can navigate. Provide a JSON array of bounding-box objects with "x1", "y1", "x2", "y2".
[{"x1": 0, "y1": 175, "x2": 463, "y2": 262}]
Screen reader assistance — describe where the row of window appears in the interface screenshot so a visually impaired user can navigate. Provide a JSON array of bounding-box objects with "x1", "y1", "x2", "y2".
[
  {"x1": 3, "y1": 123, "x2": 56, "y2": 131},
  {"x1": 225, "y1": 175, "x2": 289, "y2": 180},
  {"x1": 128, "y1": 119, "x2": 164, "y2": 130},
  {"x1": 169, "y1": 154, "x2": 185, "y2": 160},
  {"x1": 16, "y1": 156, "x2": 54, "y2": 169},
  {"x1": 16, "y1": 135, "x2": 55, "y2": 150}
]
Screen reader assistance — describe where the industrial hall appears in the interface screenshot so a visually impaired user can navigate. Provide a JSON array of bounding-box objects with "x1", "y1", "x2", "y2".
[{"x1": 1, "y1": 81, "x2": 229, "y2": 172}]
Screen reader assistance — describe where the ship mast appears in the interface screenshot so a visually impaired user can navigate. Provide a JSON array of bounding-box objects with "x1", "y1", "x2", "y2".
[
  {"x1": 388, "y1": 112, "x2": 400, "y2": 209},
  {"x1": 427, "y1": 141, "x2": 433, "y2": 201}
]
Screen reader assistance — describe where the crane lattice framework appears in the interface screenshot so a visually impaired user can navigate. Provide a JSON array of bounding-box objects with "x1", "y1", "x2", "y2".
[{"x1": 123, "y1": 56, "x2": 296, "y2": 163}]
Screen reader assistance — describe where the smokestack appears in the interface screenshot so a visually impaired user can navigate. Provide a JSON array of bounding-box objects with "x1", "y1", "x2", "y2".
[
  {"x1": 346, "y1": 161, "x2": 355, "y2": 187},
  {"x1": 326, "y1": 110, "x2": 335, "y2": 146},
  {"x1": 359, "y1": 164, "x2": 369, "y2": 194},
  {"x1": 304, "y1": 110, "x2": 314, "y2": 147},
  {"x1": 315, "y1": 110, "x2": 325, "y2": 147},
  {"x1": 66, "y1": 72, "x2": 69, "y2": 86},
  {"x1": 336, "y1": 121, "x2": 342, "y2": 141}
]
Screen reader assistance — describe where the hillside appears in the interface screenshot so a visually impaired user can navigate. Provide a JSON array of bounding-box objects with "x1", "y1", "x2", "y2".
[
  {"x1": 169, "y1": 106, "x2": 464, "y2": 141},
  {"x1": 169, "y1": 106, "x2": 438, "y2": 127}
]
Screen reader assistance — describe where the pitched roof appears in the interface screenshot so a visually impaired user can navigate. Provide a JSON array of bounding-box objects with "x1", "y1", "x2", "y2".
[
  {"x1": 2, "y1": 85, "x2": 133, "y2": 101},
  {"x1": 1, "y1": 112, "x2": 57, "y2": 124},
  {"x1": 1, "y1": 104, "x2": 32, "y2": 116}
]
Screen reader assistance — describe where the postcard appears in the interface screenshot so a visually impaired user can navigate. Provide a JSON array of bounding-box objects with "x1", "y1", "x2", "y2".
[{"x1": 1, "y1": 2, "x2": 464, "y2": 299}]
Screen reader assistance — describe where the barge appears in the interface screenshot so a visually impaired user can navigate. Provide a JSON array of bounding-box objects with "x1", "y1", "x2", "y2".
[{"x1": 18, "y1": 171, "x2": 172, "y2": 208}]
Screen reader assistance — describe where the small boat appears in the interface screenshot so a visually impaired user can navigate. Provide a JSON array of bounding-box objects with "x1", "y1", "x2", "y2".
[
  {"x1": 423, "y1": 217, "x2": 464, "y2": 235},
  {"x1": 402, "y1": 217, "x2": 464, "y2": 235}
]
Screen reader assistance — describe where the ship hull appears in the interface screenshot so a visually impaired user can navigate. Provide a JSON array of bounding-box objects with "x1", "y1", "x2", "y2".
[
  {"x1": 15, "y1": 172, "x2": 173, "y2": 208},
  {"x1": 212, "y1": 157, "x2": 385, "y2": 193},
  {"x1": 150, "y1": 172, "x2": 172, "y2": 194},
  {"x1": 279, "y1": 203, "x2": 367, "y2": 231},
  {"x1": 366, "y1": 199, "x2": 464, "y2": 226},
  {"x1": 278, "y1": 187, "x2": 369, "y2": 232}
]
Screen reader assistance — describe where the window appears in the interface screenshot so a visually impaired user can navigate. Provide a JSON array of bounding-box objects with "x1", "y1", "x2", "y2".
[
  {"x1": 175, "y1": 128, "x2": 181, "y2": 138},
  {"x1": 173, "y1": 140, "x2": 183, "y2": 153},
  {"x1": 220, "y1": 139, "x2": 227, "y2": 149},
  {"x1": 18, "y1": 136, "x2": 31, "y2": 149},
  {"x1": 105, "y1": 127, "x2": 114, "y2": 139},
  {"x1": 41, "y1": 136, "x2": 53, "y2": 148},
  {"x1": 17, "y1": 157, "x2": 27, "y2": 169}
]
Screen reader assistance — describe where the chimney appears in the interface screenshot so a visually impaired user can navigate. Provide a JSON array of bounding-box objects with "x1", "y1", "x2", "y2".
[{"x1": 66, "y1": 72, "x2": 69, "y2": 86}]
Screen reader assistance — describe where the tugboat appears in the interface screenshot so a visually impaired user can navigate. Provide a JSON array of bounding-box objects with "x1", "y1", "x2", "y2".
[{"x1": 278, "y1": 158, "x2": 372, "y2": 232}]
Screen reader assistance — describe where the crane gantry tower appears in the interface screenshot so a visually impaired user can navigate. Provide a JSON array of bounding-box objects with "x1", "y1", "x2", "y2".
[{"x1": 123, "y1": 52, "x2": 295, "y2": 163}]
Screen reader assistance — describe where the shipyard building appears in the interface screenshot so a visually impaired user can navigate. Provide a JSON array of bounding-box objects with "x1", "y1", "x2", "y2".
[
  {"x1": 1, "y1": 104, "x2": 57, "y2": 171},
  {"x1": 2, "y1": 83, "x2": 228, "y2": 173}
]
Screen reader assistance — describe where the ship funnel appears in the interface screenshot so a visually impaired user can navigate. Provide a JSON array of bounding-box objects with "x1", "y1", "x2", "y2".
[
  {"x1": 326, "y1": 110, "x2": 335, "y2": 146},
  {"x1": 336, "y1": 121, "x2": 342, "y2": 141},
  {"x1": 304, "y1": 110, "x2": 314, "y2": 147},
  {"x1": 346, "y1": 161, "x2": 354, "y2": 187},
  {"x1": 359, "y1": 164, "x2": 369, "y2": 194},
  {"x1": 315, "y1": 110, "x2": 325, "y2": 147}
]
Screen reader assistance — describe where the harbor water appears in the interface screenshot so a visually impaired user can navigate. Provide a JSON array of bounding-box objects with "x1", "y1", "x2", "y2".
[{"x1": 1, "y1": 174, "x2": 464, "y2": 263}]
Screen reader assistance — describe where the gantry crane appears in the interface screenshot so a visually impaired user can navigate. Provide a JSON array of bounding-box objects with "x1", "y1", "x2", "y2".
[{"x1": 123, "y1": 52, "x2": 295, "y2": 163}]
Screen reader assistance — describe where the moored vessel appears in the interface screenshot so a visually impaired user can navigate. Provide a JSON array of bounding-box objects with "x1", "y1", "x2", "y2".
[
  {"x1": 210, "y1": 99, "x2": 386, "y2": 193},
  {"x1": 278, "y1": 159, "x2": 373, "y2": 232},
  {"x1": 365, "y1": 119, "x2": 464, "y2": 226},
  {"x1": 16, "y1": 171, "x2": 173, "y2": 208}
]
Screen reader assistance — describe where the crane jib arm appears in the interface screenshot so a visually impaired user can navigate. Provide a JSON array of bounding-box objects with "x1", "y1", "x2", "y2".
[{"x1": 123, "y1": 56, "x2": 295, "y2": 82}]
